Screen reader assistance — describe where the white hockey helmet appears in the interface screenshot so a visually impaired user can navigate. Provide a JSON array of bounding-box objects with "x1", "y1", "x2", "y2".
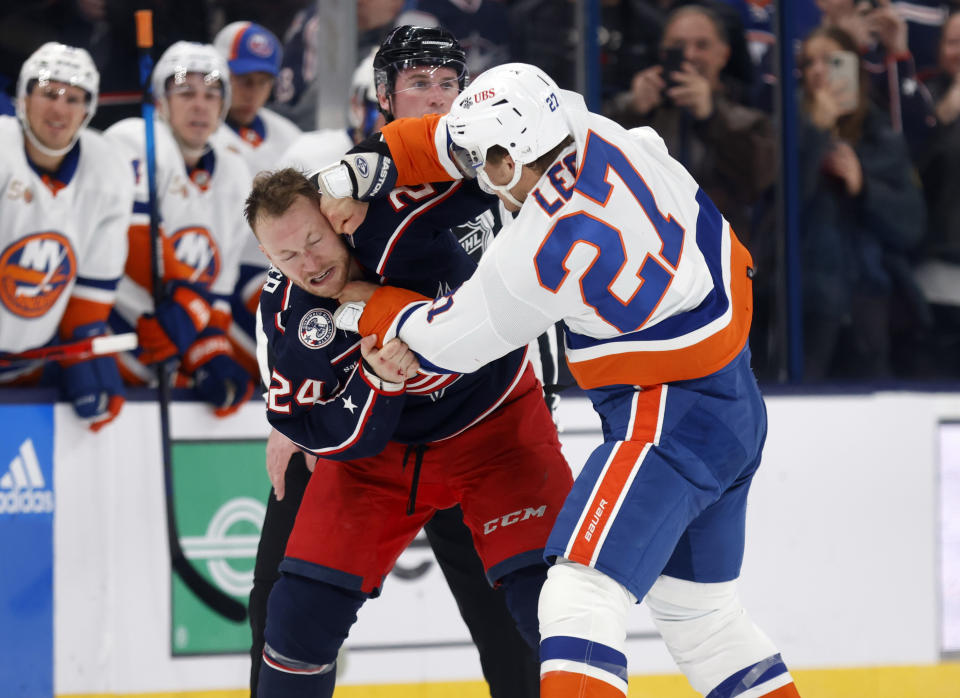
[
  {"x1": 446, "y1": 62, "x2": 569, "y2": 188},
  {"x1": 16, "y1": 42, "x2": 99, "y2": 156},
  {"x1": 152, "y1": 41, "x2": 231, "y2": 122}
]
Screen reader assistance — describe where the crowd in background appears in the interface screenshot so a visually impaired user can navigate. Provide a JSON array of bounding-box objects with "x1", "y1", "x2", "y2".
[{"x1": 3, "y1": 0, "x2": 960, "y2": 434}]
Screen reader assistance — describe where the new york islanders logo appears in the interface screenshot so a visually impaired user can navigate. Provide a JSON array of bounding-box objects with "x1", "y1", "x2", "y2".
[
  {"x1": 171, "y1": 226, "x2": 220, "y2": 286},
  {"x1": 246, "y1": 33, "x2": 274, "y2": 58},
  {"x1": 0, "y1": 232, "x2": 76, "y2": 318},
  {"x1": 299, "y1": 308, "x2": 335, "y2": 349}
]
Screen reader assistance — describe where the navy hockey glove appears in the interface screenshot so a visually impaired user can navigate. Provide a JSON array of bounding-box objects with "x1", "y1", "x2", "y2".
[
  {"x1": 182, "y1": 329, "x2": 255, "y2": 417},
  {"x1": 60, "y1": 322, "x2": 126, "y2": 432},
  {"x1": 137, "y1": 282, "x2": 213, "y2": 364}
]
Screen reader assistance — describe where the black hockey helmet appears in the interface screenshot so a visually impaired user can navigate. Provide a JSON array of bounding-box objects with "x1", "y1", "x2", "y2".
[{"x1": 373, "y1": 25, "x2": 468, "y2": 101}]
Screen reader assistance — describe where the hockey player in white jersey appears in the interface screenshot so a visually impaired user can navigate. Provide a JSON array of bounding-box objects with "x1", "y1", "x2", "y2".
[
  {"x1": 324, "y1": 63, "x2": 803, "y2": 698},
  {"x1": 212, "y1": 21, "x2": 301, "y2": 373},
  {"x1": 0, "y1": 42, "x2": 132, "y2": 431},
  {"x1": 105, "y1": 41, "x2": 254, "y2": 416}
]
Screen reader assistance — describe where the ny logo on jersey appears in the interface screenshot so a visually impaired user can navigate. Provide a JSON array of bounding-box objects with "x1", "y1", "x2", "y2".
[
  {"x1": 0, "y1": 232, "x2": 76, "y2": 318},
  {"x1": 171, "y1": 226, "x2": 220, "y2": 286}
]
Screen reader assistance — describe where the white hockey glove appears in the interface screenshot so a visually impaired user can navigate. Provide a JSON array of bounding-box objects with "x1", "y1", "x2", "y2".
[
  {"x1": 333, "y1": 302, "x2": 366, "y2": 334},
  {"x1": 310, "y1": 151, "x2": 398, "y2": 201}
]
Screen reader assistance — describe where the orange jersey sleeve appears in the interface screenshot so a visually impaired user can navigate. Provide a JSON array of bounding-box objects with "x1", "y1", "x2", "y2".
[
  {"x1": 357, "y1": 286, "x2": 431, "y2": 348},
  {"x1": 381, "y1": 114, "x2": 456, "y2": 186}
]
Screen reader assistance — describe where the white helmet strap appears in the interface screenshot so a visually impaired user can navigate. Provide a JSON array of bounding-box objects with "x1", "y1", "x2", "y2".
[
  {"x1": 477, "y1": 161, "x2": 524, "y2": 208},
  {"x1": 22, "y1": 118, "x2": 77, "y2": 159}
]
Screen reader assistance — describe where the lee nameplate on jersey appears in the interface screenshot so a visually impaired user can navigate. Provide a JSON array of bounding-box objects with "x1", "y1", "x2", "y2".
[{"x1": 299, "y1": 308, "x2": 336, "y2": 349}]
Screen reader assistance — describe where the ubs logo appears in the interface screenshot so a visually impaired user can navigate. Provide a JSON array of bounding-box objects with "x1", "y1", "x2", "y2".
[
  {"x1": 0, "y1": 232, "x2": 76, "y2": 317},
  {"x1": 170, "y1": 226, "x2": 220, "y2": 286},
  {"x1": 475, "y1": 88, "x2": 496, "y2": 103}
]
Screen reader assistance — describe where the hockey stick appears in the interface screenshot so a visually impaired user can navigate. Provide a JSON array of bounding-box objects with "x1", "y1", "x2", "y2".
[
  {"x1": 0, "y1": 333, "x2": 138, "y2": 367},
  {"x1": 135, "y1": 10, "x2": 247, "y2": 623}
]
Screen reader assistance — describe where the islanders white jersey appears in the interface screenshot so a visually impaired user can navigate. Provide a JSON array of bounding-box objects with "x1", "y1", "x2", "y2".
[
  {"x1": 104, "y1": 116, "x2": 252, "y2": 328},
  {"x1": 363, "y1": 99, "x2": 754, "y2": 388},
  {"x1": 0, "y1": 116, "x2": 131, "y2": 358},
  {"x1": 214, "y1": 107, "x2": 302, "y2": 178}
]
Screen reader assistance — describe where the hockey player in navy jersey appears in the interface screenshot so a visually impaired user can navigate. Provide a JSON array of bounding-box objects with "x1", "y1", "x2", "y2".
[
  {"x1": 0, "y1": 42, "x2": 132, "y2": 431},
  {"x1": 247, "y1": 26, "x2": 546, "y2": 698},
  {"x1": 247, "y1": 167, "x2": 572, "y2": 698}
]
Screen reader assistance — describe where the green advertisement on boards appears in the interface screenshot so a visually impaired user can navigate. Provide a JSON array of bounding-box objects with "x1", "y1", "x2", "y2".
[{"x1": 170, "y1": 439, "x2": 269, "y2": 655}]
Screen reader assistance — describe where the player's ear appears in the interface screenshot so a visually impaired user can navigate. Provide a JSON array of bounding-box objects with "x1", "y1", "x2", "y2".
[
  {"x1": 377, "y1": 84, "x2": 390, "y2": 112},
  {"x1": 501, "y1": 153, "x2": 517, "y2": 177}
]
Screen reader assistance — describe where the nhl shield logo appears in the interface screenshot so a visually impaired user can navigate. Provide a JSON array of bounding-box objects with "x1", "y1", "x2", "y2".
[{"x1": 299, "y1": 308, "x2": 335, "y2": 349}]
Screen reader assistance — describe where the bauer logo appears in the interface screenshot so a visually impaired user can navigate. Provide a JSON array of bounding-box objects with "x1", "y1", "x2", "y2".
[
  {"x1": 171, "y1": 439, "x2": 269, "y2": 654},
  {"x1": 0, "y1": 438, "x2": 55, "y2": 515}
]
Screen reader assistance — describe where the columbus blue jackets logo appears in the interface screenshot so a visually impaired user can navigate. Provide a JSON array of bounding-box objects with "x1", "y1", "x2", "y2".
[
  {"x1": 299, "y1": 308, "x2": 335, "y2": 349},
  {"x1": 171, "y1": 226, "x2": 220, "y2": 287},
  {"x1": 0, "y1": 232, "x2": 76, "y2": 318}
]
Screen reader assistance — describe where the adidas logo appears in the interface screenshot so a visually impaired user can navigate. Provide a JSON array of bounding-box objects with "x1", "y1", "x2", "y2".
[{"x1": 0, "y1": 438, "x2": 54, "y2": 514}]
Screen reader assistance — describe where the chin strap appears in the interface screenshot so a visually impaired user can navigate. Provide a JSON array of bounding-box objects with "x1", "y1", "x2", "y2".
[
  {"x1": 22, "y1": 120, "x2": 78, "y2": 158},
  {"x1": 477, "y1": 164, "x2": 524, "y2": 208}
]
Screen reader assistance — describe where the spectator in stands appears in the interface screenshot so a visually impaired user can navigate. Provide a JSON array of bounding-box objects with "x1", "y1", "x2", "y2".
[
  {"x1": 797, "y1": 25, "x2": 925, "y2": 381},
  {"x1": 395, "y1": 0, "x2": 510, "y2": 76},
  {"x1": 912, "y1": 10, "x2": 960, "y2": 377},
  {"x1": 270, "y1": 0, "x2": 403, "y2": 129},
  {"x1": 604, "y1": 5, "x2": 774, "y2": 242},
  {"x1": 511, "y1": 0, "x2": 752, "y2": 101},
  {"x1": 815, "y1": 0, "x2": 938, "y2": 158},
  {"x1": 603, "y1": 3, "x2": 778, "y2": 376}
]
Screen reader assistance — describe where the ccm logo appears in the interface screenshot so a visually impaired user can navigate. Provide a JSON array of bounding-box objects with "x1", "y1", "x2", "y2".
[
  {"x1": 475, "y1": 88, "x2": 496, "y2": 103},
  {"x1": 583, "y1": 498, "x2": 608, "y2": 542},
  {"x1": 483, "y1": 505, "x2": 546, "y2": 534}
]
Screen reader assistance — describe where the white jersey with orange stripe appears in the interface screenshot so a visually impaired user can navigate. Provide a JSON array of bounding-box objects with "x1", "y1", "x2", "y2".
[
  {"x1": 104, "y1": 117, "x2": 252, "y2": 326},
  {"x1": 0, "y1": 116, "x2": 132, "y2": 356},
  {"x1": 364, "y1": 102, "x2": 754, "y2": 389}
]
